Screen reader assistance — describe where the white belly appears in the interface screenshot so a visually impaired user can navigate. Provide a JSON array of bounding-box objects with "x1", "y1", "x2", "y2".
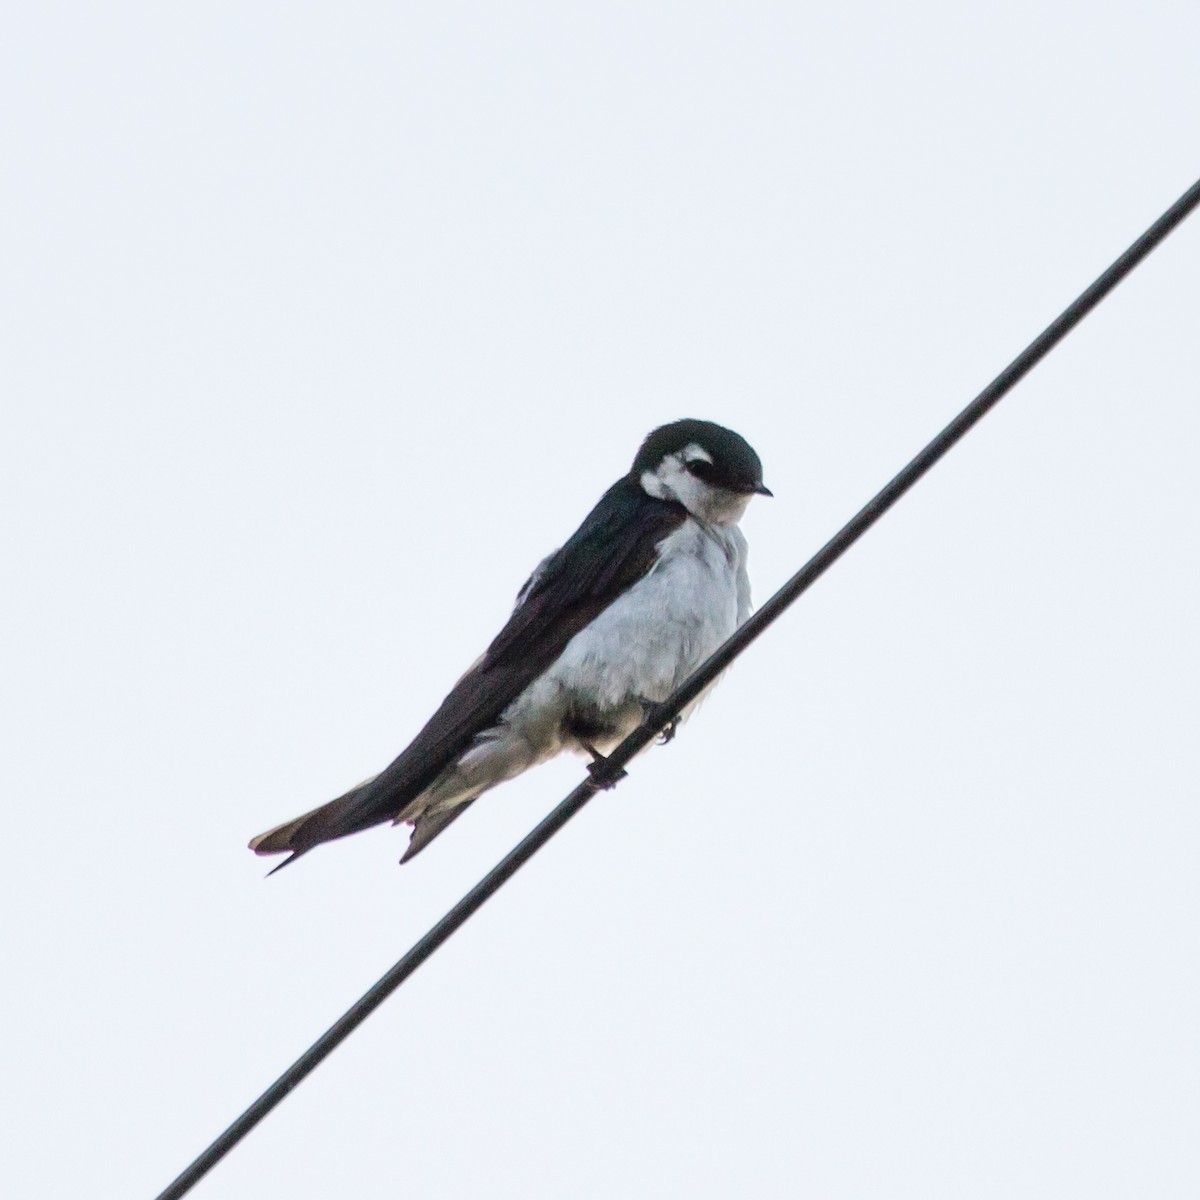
[
  {"x1": 414, "y1": 519, "x2": 751, "y2": 817},
  {"x1": 503, "y1": 519, "x2": 749, "y2": 752}
]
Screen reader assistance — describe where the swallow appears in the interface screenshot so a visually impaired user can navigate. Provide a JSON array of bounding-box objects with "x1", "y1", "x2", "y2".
[{"x1": 250, "y1": 418, "x2": 770, "y2": 870}]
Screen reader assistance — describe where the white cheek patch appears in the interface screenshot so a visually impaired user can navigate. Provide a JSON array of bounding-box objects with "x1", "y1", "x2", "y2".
[
  {"x1": 640, "y1": 447, "x2": 749, "y2": 524},
  {"x1": 641, "y1": 452, "x2": 687, "y2": 500},
  {"x1": 640, "y1": 468, "x2": 669, "y2": 499}
]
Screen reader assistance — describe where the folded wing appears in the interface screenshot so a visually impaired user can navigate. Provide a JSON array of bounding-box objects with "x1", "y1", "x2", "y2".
[{"x1": 250, "y1": 479, "x2": 687, "y2": 866}]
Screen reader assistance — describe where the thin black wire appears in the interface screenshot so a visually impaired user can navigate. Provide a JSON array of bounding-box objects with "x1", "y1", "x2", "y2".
[{"x1": 155, "y1": 176, "x2": 1200, "y2": 1200}]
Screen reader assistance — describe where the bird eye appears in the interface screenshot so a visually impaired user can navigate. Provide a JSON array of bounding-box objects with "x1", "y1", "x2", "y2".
[{"x1": 685, "y1": 459, "x2": 717, "y2": 481}]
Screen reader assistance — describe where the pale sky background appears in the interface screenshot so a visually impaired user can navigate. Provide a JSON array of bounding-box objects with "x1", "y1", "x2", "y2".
[{"x1": 2, "y1": 4, "x2": 1199, "y2": 1198}]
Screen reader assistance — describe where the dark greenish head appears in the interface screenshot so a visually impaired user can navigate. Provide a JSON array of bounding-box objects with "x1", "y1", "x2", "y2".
[{"x1": 632, "y1": 419, "x2": 770, "y2": 525}]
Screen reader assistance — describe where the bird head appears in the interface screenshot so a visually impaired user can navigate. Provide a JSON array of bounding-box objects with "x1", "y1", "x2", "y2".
[{"x1": 632, "y1": 418, "x2": 771, "y2": 525}]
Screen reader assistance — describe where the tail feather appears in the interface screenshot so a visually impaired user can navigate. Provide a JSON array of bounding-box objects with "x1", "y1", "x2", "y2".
[
  {"x1": 249, "y1": 774, "x2": 386, "y2": 861},
  {"x1": 249, "y1": 813, "x2": 317, "y2": 856},
  {"x1": 399, "y1": 800, "x2": 475, "y2": 863},
  {"x1": 249, "y1": 718, "x2": 501, "y2": 867},
  {"x1": 264, "y1": 848, "x2": 311, "y2": 876}
]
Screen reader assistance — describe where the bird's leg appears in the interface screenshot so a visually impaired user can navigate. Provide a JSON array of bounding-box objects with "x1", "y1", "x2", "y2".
[
  {"x1": 581, "y1": 743, "x2": 628, "y2": 788},
  {"x1": 641, "y1": 701, "x2": 680, "y2": 745}
]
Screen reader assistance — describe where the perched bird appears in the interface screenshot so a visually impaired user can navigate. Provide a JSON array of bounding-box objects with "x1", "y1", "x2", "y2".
[{"x1": 250, "y1": 419, "x2": 770, "y2": 870}]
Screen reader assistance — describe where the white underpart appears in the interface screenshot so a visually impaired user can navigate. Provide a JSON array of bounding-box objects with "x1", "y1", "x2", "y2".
[
  {"x1": 639, "y1": 444, "x2": 752, "y2": 525},
  {"x1": 406, "y1": 514, "x2": 751, "y2": 821}
]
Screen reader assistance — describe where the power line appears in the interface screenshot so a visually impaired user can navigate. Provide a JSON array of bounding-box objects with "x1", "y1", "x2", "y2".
[{"x1": 154, "y1": 175, "x2": 1200, "y2": 1200}]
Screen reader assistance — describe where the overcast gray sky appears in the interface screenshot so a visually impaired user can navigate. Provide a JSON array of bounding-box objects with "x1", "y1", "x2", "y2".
[{"x1": 3, "y1": 4, "x2": 1199, "y2": 1198}]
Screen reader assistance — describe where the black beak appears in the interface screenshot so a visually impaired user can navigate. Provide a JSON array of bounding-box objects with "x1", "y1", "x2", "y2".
[{"x1": 754, "y1": 483, "x2": 773, "y2": 497}]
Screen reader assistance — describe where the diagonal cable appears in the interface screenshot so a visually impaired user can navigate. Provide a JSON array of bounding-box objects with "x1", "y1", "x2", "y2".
[{"x1": 155, "y1": 174, "x2": 1200, "y2": 1200}]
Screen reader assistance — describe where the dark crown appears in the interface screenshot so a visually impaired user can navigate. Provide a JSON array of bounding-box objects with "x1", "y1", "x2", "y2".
[{"x1": 631, "y1": 419, "x2": 767, "y2": 495}]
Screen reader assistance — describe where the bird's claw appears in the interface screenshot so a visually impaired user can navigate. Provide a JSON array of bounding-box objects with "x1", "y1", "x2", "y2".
[
  {"x1": 642, "y1": 702, "x2": 680, "y2": 745},
  {"x1": 585, "y1": 754, "x2": 627, "y2": 789}
]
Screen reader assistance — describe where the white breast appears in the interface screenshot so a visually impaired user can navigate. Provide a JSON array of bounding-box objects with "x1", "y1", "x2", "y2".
[
  {"x1": 504, "y1": 519, "x2": 750, "y2": 750},
  {"x1": 415, "y1": 518, "x2": 749, "y2": 817}
]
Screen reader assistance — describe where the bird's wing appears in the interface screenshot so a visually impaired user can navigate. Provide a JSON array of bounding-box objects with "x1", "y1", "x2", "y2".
[{"x1": 250, "y1": 478, "x2": 686, "y2": 863}]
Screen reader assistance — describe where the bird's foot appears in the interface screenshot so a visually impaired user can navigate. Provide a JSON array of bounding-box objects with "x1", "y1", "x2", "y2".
[
  {"x1": 582, "y1": 744, "x2": 628, "y2": 789},
  {"x1": 641, "y1": 702, "x2": 680, "y2": 745}
]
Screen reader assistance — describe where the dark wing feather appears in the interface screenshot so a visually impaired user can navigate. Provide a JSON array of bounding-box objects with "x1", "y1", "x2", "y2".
[{"x1": 251, "y1": 478, "x2": 686, "y2": 860}]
